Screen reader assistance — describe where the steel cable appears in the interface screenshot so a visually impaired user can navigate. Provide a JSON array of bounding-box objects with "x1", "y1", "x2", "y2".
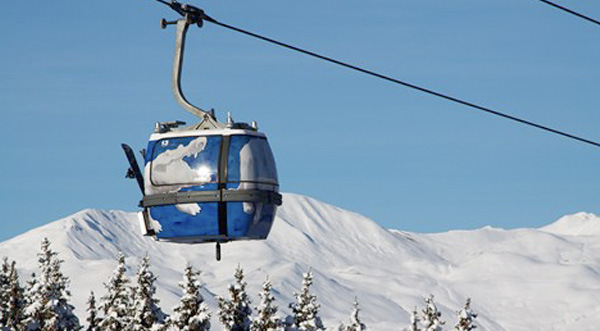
[
  {"x1": 536, "y1": 0, "x2": 600, "y2": 27},
  {"x1": 205, "y1": 19, "x2": 600, "y2": 149}
]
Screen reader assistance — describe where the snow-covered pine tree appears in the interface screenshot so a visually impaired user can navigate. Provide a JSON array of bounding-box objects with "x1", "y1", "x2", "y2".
[
  {"x1": 341, "y1": 299, "x2": 366, "y2": 331},
  {"x1": 99, "y1": 252, "x2": 132, "y2": 331},
  {"x1": 22, "y1": 238, "x2": 80, "y2": 331},
  {"x1": 1, "y1": 257, "x2": 25, "y2": 330},
  {"x1": 86, "y1": 291, "x2": 100, "y2": 331},
  {"x1": 23, "y1": 272, "x2": 40, "y2": 330},
  {"x1": 130, "y1": 255, "x2": 167, "y2": 330},
  {"x1": 251, "y1": 277, "x2": 282, "y2": 331},
  {"x1": 0, "y1": 257, "x2": 12, "y2": 327},
  {"x1": 5, "y1": 259, "x2": 25, "y2": 330},
  {"x1": 168, "y1": 263, "x2": 211, "y2": 331},
  {"x1": 421, "y1": 295, "x2": 444, "y2": 331},
  {"x1": 407, "y1": 307, "x2": 420, "y2": 331},
  {"x1": 217, "y1": 265, "x2": 252, "y2": 331},
  {"x1": 47, "y1": 253, "x2": 80, "y2": 330},
  {"x1": 285, "y1": 271, "x2": 324, "y2": 331},
  {"x1": 454, "y1": 298, "x2": 477, "y2": 331}
]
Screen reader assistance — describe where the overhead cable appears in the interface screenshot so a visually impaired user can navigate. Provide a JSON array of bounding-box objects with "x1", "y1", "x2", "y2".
[
  {"x1": 535, "y1": 0, "x2": 600, "y2": 27},
  {"x1": 204, "y1": 19, "x2": 600, "y2": 149}
]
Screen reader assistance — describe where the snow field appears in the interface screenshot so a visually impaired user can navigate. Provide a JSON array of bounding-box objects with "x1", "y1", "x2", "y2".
[{"x1": 1, "y1": 193, "x2": 600, "y2": 330}]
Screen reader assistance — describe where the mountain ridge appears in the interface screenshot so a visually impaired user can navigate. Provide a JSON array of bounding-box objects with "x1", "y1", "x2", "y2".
[{"x1": 1, "y1": 193, "x2": 599, "y2": 330}]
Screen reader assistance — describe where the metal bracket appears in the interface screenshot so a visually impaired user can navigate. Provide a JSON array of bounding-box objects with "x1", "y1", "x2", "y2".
[
  {"x1": 142, "y1": 190, "x2": 221, "y2": 207},
  {"x1": 156, "y1": 1, "x2": 218, "y2": 120},
  {"x1": 170, "y1": 19, "x2": 209, "y2": 118},
  {"x1": 140, "y1": 209, "x2": 157, "y2": 236},
  {"x1": 154, "y1": 120, "x2": 187, "y2": 133},
  {"x1": 141, "y1": 189, "x2": 283, "y2": 207}
]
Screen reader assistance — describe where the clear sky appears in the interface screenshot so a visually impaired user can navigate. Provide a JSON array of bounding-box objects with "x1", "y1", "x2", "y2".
[{"x1": 1, "y1": 0, "x2": 599, "y2": 242}]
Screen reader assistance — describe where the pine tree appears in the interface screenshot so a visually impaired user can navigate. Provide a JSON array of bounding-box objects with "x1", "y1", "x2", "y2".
[
  {"x1": 5, "y1": 260, "x2": 25, "y2": 330},
  {"x1": 1, "y1": 257, "x2": 25, "y2": 330},
  {"x1": 285, "y1": 271, "x2": 324, "y2": 331},
  {"x1": 217, "y1": 265, "x2": 252, "y2": 331},
  {"x1": 23, "y1": 238, "x2": 80, "y2": 331},
  {"x1": 130, "y1": 255, "x2": 167, "y2": 330},
  {"x1": 454, "y1": 298, "x2": 477, "y2": 331},
  {"x1": 251, "y1": 278, "x2": 282, "y2": 331},
  {"x1": 47, "y1": 256, "x2": 80, "y2": 330},
  {"x1": 407, "y1": 307, "x2": 420, "y2": 331},
  {"x1": 168, "y1": 264, "x2": 211, "y2": 331},
  {"x1": 23, "y1": 272, "x2": 40, "y2": 330},
  {"x1": 86, "y1": 291, "x2": 100, "y2": 331},
  {"x1": 23, "y1": 246, "x2": 48, "y2": 330},
  {"x1": 341, "y1": 299, "x2": 366, "y2": 331},
  {"x1": 99, "y1": 252, "x2": 132, "y2": 331},
  {"x1": 421, "y1": 295, "x2": 444, "y2": 331},
  {"x1": 0, "y1": 257, "x2": 12, "y2": 327}
]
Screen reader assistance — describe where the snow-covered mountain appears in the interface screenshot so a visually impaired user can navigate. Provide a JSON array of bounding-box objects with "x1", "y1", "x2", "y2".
[
  {"x1": 1, "y1": 193, "x2": 600, "y2": 330},
  {"x1": 541, "y1": 212, "x2": 600, "y2": 236}
]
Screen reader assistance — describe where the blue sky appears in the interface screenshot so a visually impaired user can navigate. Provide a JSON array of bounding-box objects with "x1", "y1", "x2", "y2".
[{"x1": 1, "y1": 0, "x2": 599, "y2": 242}]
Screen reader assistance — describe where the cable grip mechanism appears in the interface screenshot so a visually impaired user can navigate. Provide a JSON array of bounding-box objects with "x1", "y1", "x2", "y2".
[{"x1": 156, "y1": 0, "x2": 215, "y2": 28}]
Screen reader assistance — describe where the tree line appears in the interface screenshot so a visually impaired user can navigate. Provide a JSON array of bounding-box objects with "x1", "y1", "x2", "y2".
[{"x1": 0, "y1": 238, "x2": 477, "y2": 331}]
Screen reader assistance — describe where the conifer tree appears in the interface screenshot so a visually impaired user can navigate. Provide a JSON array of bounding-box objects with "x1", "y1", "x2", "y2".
[
  {"x1": 86, "y1": 291, "x2": 100, "y2": 331},
  {"x1": 285, "y1": 271, "x2": 324, "y2": 331},
  {"x1": 130, "y1": 255, "x2": 167, "y2": 330},
  {"x1": 407, "y1": 307, "x2": 420, "y2": 331},
  {"x1": 251, "y1": 278, "x2": 282, "y2": 331},
  {"x1": 217, "y1": 265, "x2": 252, "y2": 331},
  {"x1": 169, "y1": 264, "x2": 211, "y2": 331},
  {"x1": 341, "y1": 299, "x2": 366, "y2": 331},
  {"x1": 454, "y1": 298, "x2": 477, "y2": 331},
  {"x1": 5, "y1": 259, "x2": 25, "y2": 330},
  {"x1": 1, "y1": 257, "x2": 25, "y2": 330},
  {"x1": 23, "y1": 272, "x2": 39, "y2": 330},
  {"x1": 24, "y1": 241, "x2": 52, "y2": 330},
  {"x1": 421, "y1": 295, "x2": 444, "y2": 331},
  {"x1": 99, "y1": 252, "x2": 132, "y2": 331},
  {"x1": 0, "y1": 257, "x2": 12, "y2": 327},
  {"x1": 23, "y1": 238, "x2": 80, "y2": 331}
]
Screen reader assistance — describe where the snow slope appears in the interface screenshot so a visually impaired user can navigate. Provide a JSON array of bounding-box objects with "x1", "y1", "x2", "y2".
[
  {"x1": 1, "y1": 194, "x2": 600, "y2": 330},
  {"x1": 541, "y1": 212, "x2": 600, "y2": 236}
]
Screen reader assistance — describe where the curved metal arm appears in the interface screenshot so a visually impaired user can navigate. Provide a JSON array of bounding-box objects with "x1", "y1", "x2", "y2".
[{"x1": 172, "y1": 19, "x2": 209, "y2": 118}]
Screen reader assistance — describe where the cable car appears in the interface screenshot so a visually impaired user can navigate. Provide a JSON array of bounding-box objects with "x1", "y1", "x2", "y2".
[{"x1": 122, "y1": 2, "x2": 282, "y2": 259}]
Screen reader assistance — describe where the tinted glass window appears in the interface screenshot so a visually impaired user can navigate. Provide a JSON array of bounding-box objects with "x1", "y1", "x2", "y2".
[
  {"x1": 150, "y1": 136, "x2": 222, "y2": 185},
  {"x1": 228, "y1": 136, "x2": 278, "y2": 184}
]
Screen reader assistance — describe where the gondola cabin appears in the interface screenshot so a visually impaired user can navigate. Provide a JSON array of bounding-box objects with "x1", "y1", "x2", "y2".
[
  {"x1": 122, "y1": 4, "x2": 282, "y2": 259},
  {"x1": 138, "y1": 117, "x2": 281, "y2": 243}
]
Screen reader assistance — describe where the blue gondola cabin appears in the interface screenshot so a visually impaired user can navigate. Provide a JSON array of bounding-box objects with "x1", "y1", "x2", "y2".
[{"x1": 138, "y1": 119, "x2": 281, "y2": 243}]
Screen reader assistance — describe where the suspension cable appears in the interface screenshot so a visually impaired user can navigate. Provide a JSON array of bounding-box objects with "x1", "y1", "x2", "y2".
[
  {"x1": 204, "y1": 19, "x2": 600, "y2": 149},
  {"x1": 535, "y1": 0, "x2": 600, "y2": 27},
  {"x1": 152, "y1": 0, "x2": 600, "y2": 149}
]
